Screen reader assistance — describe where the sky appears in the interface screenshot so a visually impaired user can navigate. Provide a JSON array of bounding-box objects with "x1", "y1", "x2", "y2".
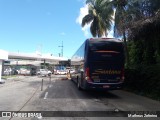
[{"x1": 0, "y1": 0, "x2": 113, "y2": 59}]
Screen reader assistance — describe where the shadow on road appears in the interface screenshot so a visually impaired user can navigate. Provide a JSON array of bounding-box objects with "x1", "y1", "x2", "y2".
[
  {"x1": 39, "y1": 78, "x2": 121, "y2": 100},
  {"x1": 86, "y1": 90, "x2": 121, "y2": 99}
]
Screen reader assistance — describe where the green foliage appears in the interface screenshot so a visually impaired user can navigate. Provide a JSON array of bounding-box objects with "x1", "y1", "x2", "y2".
[
  {"x1": 127, "y1": 41, "x2": 136, "y2": 65},
  {"x1": 128, "y1": 40, "x2": 143, "y2": 65},
  {"x1": 2, "y1": 75, "x2": 17, "y2": 79},
  {"x1": 124, "y1": 64, "x2": 160, "y2": 101},
  {"x1": 83, "y1": 0, "x2": 160, "y2": 100},
  {"x1": 127, "y1": 27, "x2": 160, "y2": 100},
  {"x1": 82, "y1": 0, "x2": 113, "y2": 37}
]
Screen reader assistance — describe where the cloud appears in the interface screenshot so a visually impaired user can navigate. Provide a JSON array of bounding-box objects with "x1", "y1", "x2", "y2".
[
  {"x1": 107, "y1": 11, "x2": 115, "y2": 38},
  {"x1": 107, "y1": 9, "x2": 116, "y2": 38},
  {"x1": 107, "y1": 29, "x2": 114, "y2": 38},
  {"x1": 76, "y1": 4, "x2": 91, "y2": 37},
  {"x1": 76, "y1": 4, "x2": 88, "y2": 25},
  {"x1": 81, "y1": 24, "x2": 90, "y2": 37}
]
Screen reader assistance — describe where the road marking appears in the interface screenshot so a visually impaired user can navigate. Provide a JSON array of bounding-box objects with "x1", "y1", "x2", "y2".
[
  {"x1": 44, "y1": 92, "x2": 48, "y2": 99},
  {"x1": 94, "y1": 99, "x2": 100, "y2": 102},
  {"x1": 49, "y1": 85, "x2": 52, "y2": 88}
]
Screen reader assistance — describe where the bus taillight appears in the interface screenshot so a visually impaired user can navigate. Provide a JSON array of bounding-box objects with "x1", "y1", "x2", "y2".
[
  {"x1": 85, "y1": 67, "x2": 91, "y2": 81},
  {"x1": 121, "y1": 68, "x2": 125, "y2": 82}
]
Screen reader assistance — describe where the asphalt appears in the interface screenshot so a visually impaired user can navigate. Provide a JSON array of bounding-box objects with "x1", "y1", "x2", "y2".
[{"x1": 0, "y1": 75, "x2": 160, "y2": 120}]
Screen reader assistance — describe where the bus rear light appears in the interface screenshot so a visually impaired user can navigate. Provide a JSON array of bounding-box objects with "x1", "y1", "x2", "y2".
[
  {"x1": 85, "y1": 67, "x2": 89, "y2": 76},
  {"x1": 121, "y1": 68, "x2": 125, "y2": 82},
  {"x1": 85, "y1": 67, "x2": 91, "y2": 81},
  {"x1": 85, "y1": 76, "x2": 90, "y2": 80},
  {"x1": 122, "y1": 76, "x2": 125, "y2": 81}
]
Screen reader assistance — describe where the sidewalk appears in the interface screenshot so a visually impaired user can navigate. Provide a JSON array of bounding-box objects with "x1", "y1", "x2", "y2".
[{"x1": 0, "y1": 75, "x2": 26, "y2": 84}]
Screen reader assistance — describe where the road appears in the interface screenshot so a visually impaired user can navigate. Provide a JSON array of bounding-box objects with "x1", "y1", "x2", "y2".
[{"x1": 0, "y1": 75, "x2": 160, "y2": 120}]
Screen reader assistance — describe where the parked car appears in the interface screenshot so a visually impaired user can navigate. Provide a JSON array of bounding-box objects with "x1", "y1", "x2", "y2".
[
  {"x1": 37, "y1": 69, "x2": 51, "y2": 76},
  {"x1": 69, "y1": 69, "x2": 75, "y2": 74},
  {"x1": 30, "y1": 68, "x2": 37, "y2": 76},
  {"x1": 19, "y1": 68, "x2": 30, "y2": 75},
  {"x1": 11, "y1": 68, "x2": 19, "y2": 75},
  {"x1": 3, "y1": 67, "x2": 18, "y2": 75},
  {"x1": 48, "y1": 70, "x2": 52, "y2": 76},
  {"x1": 3, "y1": 68, "x2": 12, "y2": 75},
  {"x1": 55, "y1": 69, "x2": 67, "y2": 75}
]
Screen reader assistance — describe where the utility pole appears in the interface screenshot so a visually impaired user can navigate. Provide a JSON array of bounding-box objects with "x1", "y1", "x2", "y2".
[{"x1": 58, "y1": 41, "x2": 63, "y2": 57}]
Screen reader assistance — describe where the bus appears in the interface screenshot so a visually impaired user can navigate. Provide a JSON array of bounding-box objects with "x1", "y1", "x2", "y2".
[{"x1": 70, "y1": 38, "x2": 125, "y2": 90}]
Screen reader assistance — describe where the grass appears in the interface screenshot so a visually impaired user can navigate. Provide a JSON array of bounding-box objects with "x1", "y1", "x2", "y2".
[{"x1": 1, "y1": 75, "x2": 18, "y2": 79}]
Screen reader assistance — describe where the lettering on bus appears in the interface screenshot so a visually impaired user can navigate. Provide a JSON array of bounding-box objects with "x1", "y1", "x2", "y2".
[{"x1": 92, "y1": 70, "x2": 121, "y2": 75}]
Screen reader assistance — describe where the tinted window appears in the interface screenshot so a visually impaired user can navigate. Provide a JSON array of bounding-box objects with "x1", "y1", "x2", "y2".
[
  {"x1": 89, "y1": 40, "x2": 124, "y2": 52},
  {"x1": 88, "y1": 40, "x2": 124, "y2": 62}
]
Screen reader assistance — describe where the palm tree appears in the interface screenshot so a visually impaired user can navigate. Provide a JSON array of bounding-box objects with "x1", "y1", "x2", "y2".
[
  {"x1": 96, "y1": 0, "x2": 130, "y2": 66},
  {"x1": 82, "y1": 0, "x2": 114, "y2": 37},
  {"x1": 84, "y1": 0, "x2": 130, "y2": 66},
  {"x1": 110, "y1": 0, "x2": 130, "y2": 66},
  {"x1": 83, "y1": 0, "x2": 144, "y2": 66}
]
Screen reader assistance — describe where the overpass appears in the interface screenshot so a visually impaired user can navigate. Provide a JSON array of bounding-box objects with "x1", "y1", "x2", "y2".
[
  {"x1": 8, "y1": 52, "x2": 68, "y2": 66},
  {"x1": 0, "y1": 49, "x2": 68, "y2": 83},
  {"x1": 8, "y1": 52, "x2": 67, "y2": 62}
]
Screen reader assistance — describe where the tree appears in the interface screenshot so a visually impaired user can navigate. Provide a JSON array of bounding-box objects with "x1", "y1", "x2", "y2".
[
  {"x1": 85, "y1": 0, "x2": 130, "y2": 66},
  {"x1": 82, "y1": 0, "x2": 160, "y2": 66},
  {"x1": 82, "y1": 0, "x2": 114, "y2": 37},
  {"x1": 109, "y1": 0, "x2": 130, "y2": 66},
  {"x1": 103, "y1": 0, "x2": 144, "y2": 66},
  {"x1": 128, "y1": 0, "x2": 160, "y2": 64}
]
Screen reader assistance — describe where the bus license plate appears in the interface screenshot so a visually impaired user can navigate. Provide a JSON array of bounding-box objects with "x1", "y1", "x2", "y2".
[{"x1": 103, "y1": 85, "x2": 110, "y2": 88}]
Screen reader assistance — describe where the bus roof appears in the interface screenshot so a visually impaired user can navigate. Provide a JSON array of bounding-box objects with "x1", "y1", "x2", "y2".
[{"x1": 89, "y1": 38, "x2": 122, "y2": 43}]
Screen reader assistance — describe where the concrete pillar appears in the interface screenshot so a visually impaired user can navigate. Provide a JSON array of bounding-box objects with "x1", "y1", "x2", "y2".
[
  {"x1": 0, "y1": 50, "x2": 8, "y2": 83},
  {"x1": 44, "y1": 59, "x2": 46, "y2": 69},
  {"x1": 1, "y1": 60, "x2": 4, "y2": 76},
  {"x1": 0, "y1": 60, "x2": 2, "y2": 82}
]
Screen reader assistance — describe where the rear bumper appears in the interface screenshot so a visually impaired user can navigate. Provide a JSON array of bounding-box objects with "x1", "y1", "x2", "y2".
[{"x1": 84, "y1": 82, "x2": 123, "y2": 90}]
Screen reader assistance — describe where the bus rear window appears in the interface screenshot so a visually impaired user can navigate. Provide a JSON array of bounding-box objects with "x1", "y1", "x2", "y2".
[
  {"x1": 89, "y1": 40, "x2": 124, "y2": 52},
  {"x1": 88, "y1": 40, "x2": 124, "y2": 62}
]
